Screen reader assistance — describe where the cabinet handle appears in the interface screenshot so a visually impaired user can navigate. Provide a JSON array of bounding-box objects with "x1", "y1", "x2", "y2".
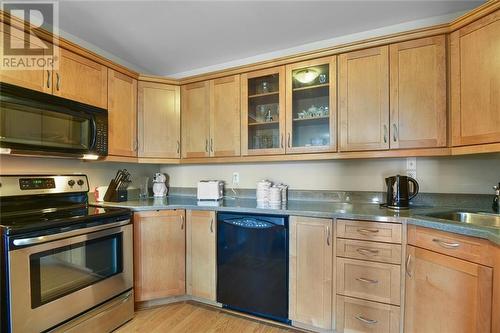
[
  {"x1": 210, "y1": 219, "x2": 214, "y2": 233},
  {"x1": 432, "y1": 238, "x2": 461, "y2": 249},
  {"x1": 46, "y1": 70, "x2": 51, "y2": 88},
  {"x1": 383, "y1": 125, "x2": 388, "y2": 143},
  {"x1": 357, "y1": 228, "x2": 379, "y2": 234},
  {"x1": 176, "y1": 140, "x2": 180, "y2": 154},
  {"x1": 210, "y1": 138, "x2": 214, "y2": 153},
  {"x1": 281, "y1": 134, "x2": 284, "y2": 149},
  {"x1": 56, "y1": 72, "x2": 60, "y2": 91},
  {"x1": 180, "y1": 214, "x2": 184, "y2": 230},
  {"x1": 392, "y1": 123, "x2": 398, "y2": 142},
  {"x1": 356, "y1": 277, "x2": 379, "y2": 284},
  {"x1": 406, "y1": 253, "x2": 412, "y2": 278},
  {"x1": 205, "y1": 139, "x2": 209, "y2": 153},
  {"x1": 326, "y1": 226, "x2": 330, "y2": 246},
  {"x1": 287, "y1": 133, "x2": 291, "y2": 148},
  {"x1": 356, "y1": 248, "x2": 379, "y2": 256},
  {"x1": 355, "y1": 315, "x2": 378, "y2": 325}
]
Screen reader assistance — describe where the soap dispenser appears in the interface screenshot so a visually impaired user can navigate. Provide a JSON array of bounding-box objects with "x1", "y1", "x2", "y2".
[{"x1": 494, "y1": 183, "x2": 500, "y2": 213}]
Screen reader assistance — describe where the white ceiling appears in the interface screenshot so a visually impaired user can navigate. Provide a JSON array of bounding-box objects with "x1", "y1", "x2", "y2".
[{"x1": 58, "y1": 1, "x2": 483, "y2": 77}]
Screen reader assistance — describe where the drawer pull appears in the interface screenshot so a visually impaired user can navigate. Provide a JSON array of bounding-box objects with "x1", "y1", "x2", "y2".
[
  {"x1": 356, "y1": 277, "x2": 379, "y2": 284},
  {"x1": 356, "y1": 248, "x2": 380, "y2": 256},
  {"x1": 355, "y1": 314, "x2": 378, "y2": 325},
  {"x1": 432, "y1": 238, "x2": 461, "y2": 249},
  {"x1": 357, "y1": 228, "x2": 380, "y2": 235}
]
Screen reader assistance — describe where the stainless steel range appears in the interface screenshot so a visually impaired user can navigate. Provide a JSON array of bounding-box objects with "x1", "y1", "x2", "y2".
[{"x1": 0, "y1": 175, "x2": 134, "y2": 333}]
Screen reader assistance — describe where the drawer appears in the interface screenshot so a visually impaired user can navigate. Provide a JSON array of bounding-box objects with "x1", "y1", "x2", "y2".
[
  {"x1": 407, "y1": 225, "x2": 493, "y2": 267},
  {"x1": 337, "y1": 258, "x2": 401, "y2": 305},
  {"x1": 336, "y1": 295, "x2": 400, "y2": 333},
  {"x1": 337, "y1": 219, "x2": 402, "y2": 244},
  {"x1": 337, "y1": 239, "x2": 402, "y2": 264}
]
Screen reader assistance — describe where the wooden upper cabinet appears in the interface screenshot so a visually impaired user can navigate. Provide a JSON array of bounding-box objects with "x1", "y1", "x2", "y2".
[
  {"x1": 339, "y1": 46, "x2": 389, "y2": 151},
  {"x1": 0, "y1": 24, "x2": 52, "y2": 93},
  {"x1": 405, "y1": 245, "x2": 493, "y2": 333},
  {"x1": 138, "y1": 81, "x2": 180, "y2": 158},
  {"x1": 53, "y1": 48, "x2": 107, "y2": 108},
  {"x1": 286, "y1": 57, "x2": 337, "y2": 154},
  {"x1": 210, "y1": 75, "x2": 241, "y2": 157},
  {"x1": 107, "y1": 69, "x2": 137, "y2": 157},
  {"x1": 186, "y1": 210, "x2": 216, "y2": 301},
  {"x1": 241, "y1": 66, "x2": 286, "y2": 156},
  {"x1": 390, "y1": 35, "x2": 447, "y2": 149},
  {"x1": 289, "y1": 216, "x2": 333, "y2": 329},
  {"x1": 181, "y1": 81, "x2": 211, "y2": 158},
  {"x1": 133, "y1": 210, "x2": 186, "y2": 302},
  {"x1": 451, "y1": 10, "x2": 500, "y2": 146}
]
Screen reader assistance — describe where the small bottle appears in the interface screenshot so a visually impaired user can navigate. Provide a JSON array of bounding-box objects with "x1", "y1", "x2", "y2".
[{"x1": 493, "y1": 183, "x2": 500, "y2": 213}]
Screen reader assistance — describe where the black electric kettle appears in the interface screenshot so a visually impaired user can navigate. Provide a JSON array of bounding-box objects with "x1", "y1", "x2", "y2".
[{"x1": 384, "y1": 175, "x2": 419, "y2": 209}]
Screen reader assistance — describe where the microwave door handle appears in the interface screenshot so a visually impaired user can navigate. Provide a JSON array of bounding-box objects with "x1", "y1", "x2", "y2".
[{"x1": 89, "y1": 116, "x2": 97, "y2": 151}]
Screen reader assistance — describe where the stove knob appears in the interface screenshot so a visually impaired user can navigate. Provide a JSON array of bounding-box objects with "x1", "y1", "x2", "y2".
[
  {"x1": 68, "y1": 179, "x2": 75, "y2": 187},
  {"x1": 77, "y1": 179, "x2": 85, "y2": 186}
]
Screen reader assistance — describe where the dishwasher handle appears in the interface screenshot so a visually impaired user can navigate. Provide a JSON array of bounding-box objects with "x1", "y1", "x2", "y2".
[{"x1": 220, "y1": 217, "x2": 276, "y2": 229}]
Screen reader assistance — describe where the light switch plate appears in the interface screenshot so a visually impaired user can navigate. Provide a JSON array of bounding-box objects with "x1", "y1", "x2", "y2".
[
  {"x1": 232, "y1": 172, "x2": 240, "y2": 187},
  {"x1": 406, "y1": 157, "x2": 417, "y2": 179}
]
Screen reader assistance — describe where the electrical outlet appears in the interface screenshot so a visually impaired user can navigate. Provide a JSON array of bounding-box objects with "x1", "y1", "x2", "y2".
[
  {"x1": 406, "y1": 157, "x2": 417, "y2": 179},
  {"x1": 232, "y1": 172, "x2": 240, "y2": 187}
]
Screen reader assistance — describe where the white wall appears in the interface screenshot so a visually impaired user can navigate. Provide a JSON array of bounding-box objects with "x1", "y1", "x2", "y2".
[
  {"x1": 160, "y1": 155, "x2": 500, "y2": 194},
  {"x1": 0, "y1": 155, "x2": 159, "y2": 190}
]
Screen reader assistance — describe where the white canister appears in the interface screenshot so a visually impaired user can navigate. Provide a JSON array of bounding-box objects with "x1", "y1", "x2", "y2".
[
  {"x1": 269, "y1": 186, "x2": 282, "y2": 204},
  {"x1": 94, "y1": 186, "x2": 108, "y2": 202}
]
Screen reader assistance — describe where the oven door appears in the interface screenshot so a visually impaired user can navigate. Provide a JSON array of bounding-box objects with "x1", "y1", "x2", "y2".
[{"x1": 8, "y1": 223, "x2": 133, "y2": 333}]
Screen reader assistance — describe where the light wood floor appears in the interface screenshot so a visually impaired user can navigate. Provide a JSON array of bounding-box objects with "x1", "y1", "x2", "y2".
[{"x1": 116, "y1": 302, "x2": 299, "y2": 333}]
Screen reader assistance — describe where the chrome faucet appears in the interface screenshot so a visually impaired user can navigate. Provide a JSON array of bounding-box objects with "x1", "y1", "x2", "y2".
[{"x1": 494, "y1": 183, "x2": 500, "y2": 213}]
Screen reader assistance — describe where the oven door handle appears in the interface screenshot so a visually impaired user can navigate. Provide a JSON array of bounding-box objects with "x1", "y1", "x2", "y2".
[{"x1": 12, "y1": 219, "x2": 131, "y2": 247}]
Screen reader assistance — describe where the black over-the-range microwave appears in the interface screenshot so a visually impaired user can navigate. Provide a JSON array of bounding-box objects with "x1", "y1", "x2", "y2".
[{"x1": 0, "y1": 82, "x2": 108, "y2": 159}]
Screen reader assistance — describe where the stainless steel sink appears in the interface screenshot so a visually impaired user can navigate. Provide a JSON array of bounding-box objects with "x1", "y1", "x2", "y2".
[{"x1": 424, "y1": 211, "x2": 500, "y2": 228}]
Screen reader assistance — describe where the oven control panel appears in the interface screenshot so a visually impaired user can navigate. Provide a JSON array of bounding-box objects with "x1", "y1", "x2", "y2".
[
  {"x1": 0, "y1": 175, "x2": 89, "y2": 197},
  {"x1": 19, "y1": 178, "x2": 56, "y2": 190}
]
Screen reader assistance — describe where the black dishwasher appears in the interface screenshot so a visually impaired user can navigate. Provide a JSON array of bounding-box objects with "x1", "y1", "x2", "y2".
[{"x1": 217, "y1": 212, "x2": 289, "y2": 324}]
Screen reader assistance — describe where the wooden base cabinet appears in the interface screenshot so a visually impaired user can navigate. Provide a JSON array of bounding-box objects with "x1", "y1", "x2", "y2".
[
  {"x1": 133, "y1": 210, "x2": 186, "y2": 302},
  {"x1": 186, "y1": 210, "x2": 216, "y2": 302},
  {"x1": 405, "y1": 245, "x2": 493, "y2": 333},
  {"x1": 289, "y1": 216, "x2": 333, "y2": 330}
]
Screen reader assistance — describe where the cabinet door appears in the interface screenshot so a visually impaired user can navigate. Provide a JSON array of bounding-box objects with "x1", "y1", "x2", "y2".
[
  {"x1": 285, "y1": 57, "x2": 337, "y2": 153},
  {"x1": 0, "y1": 24, "x2": 52, "y2": 93},
  {"x1": 138, "y1": 81, "x2": 180, "y2": 158},
  {"x1": 405, "y1": 245, "x2": 492, "y2": 333},
  {"x1": 133, "y1": 210, "x2": 186, "y2": 302},
  {"x1": 210, "y1": 75, "x2": 241, "y2": 157},
  {"x1": 181, "y1": 81, "x2": 211, "y2": 158},
  {"x1": 339, "y1": 46, "x2": 389, "y2": 151},
  {"x1": 289, "y1": 216, "x2": 333, "y2": 329},
  {"x1": 390, "y1": 35, "x2": 447, "y2": 149},
  {"x1": 186, "y1": 210, "x2": 216, "y2": 301},
  {"x1": 53, "y1": 48, "x2": 107, "y2": 108},
  {"x1": 107, "y1": 69, "x2": 137, "y2": 157},
  {"x1": 451, "y1": 11, "x2": 500, "y2": 146},
  {"x1": 241, "y1": 66, "x2": 285, "y2": 155}
]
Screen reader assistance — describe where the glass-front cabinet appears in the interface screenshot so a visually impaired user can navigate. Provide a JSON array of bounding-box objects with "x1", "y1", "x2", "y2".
[
  {"x1": 241, "y1": 67, "x2": 285, "y2": 155},
  {"x1": 286, "y1": 56, "x2": 337, "y2": 153}
]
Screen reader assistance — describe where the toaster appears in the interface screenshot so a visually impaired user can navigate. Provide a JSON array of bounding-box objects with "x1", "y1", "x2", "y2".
[{"x1": 197, "y1": 180, "x2": 224, "y2": 200}]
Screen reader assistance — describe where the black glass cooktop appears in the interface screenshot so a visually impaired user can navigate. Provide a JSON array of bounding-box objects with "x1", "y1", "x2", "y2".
[{"x1": 0, "y1": 205, "x2": 131, "y2": 235}]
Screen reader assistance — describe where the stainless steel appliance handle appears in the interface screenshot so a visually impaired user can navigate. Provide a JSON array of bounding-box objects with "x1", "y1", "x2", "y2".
[
  {"x1": 12, "y1": 219, "x2": 131, "y2": 246},
  {"x1": 432, "y1": 238, "x2": 460, "y2": 249},
  {"x1": 355, "y1": 314, "x2": 378, "y2": 325}
]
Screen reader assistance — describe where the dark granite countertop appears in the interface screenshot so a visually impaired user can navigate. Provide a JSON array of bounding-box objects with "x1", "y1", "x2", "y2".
[{"x1": 90, "y1": 195, "x2": 500, "y2": 246}]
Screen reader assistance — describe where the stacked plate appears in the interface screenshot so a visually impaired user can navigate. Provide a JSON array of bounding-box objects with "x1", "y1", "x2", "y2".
[{"x1": 256, "y1": 180, "x2": 272, "y2": 203}]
